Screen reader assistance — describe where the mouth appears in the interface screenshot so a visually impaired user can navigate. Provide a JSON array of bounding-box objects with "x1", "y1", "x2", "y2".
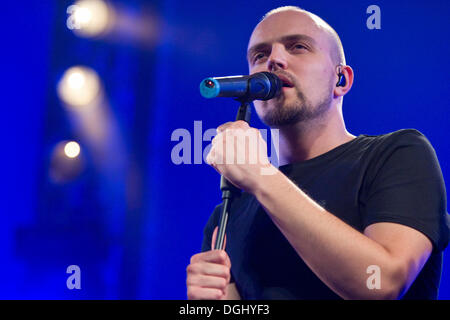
[{"x1": 275, "y1": 74, "x2": 294, "y2": 88}]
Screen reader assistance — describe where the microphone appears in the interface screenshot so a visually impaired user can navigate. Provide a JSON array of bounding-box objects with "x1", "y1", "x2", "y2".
[{"x1": 199, "y1": 72, "x2": 282, "y2": 102}]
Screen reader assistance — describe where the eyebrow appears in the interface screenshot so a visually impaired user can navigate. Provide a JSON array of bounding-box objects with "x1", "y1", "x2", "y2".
[{"x1": 247, "y1": 34, "x2": 317, "y2": 62}]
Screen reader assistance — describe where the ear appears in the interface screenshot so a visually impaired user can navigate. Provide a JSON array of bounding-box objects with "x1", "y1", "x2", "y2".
[
  {"x1": 334, "y1": 65, "x2": 354, "y2": 98},
  {"x1": 211, "y1": 226, "x2": 227, "y2": 250}
]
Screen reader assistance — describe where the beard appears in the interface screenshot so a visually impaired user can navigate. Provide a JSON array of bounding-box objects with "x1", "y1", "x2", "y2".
[{"x1": 258, "y1": 80, "x2": 334, "y2": 128}]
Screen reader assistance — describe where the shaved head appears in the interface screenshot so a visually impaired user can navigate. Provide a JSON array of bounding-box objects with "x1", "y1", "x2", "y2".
[
  {"x1": 247, "y1": 6, "x2": 352, "y2": 128},
  {"x1": 261, "y1": 6, "x2": 346, "y2": 65}
]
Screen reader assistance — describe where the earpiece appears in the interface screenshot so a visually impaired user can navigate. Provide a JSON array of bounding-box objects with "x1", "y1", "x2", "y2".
[
  {"x1": 336, "y1": 72, "x2": 346, "y2": 87},
  {"x1": 336, "y1": 64, "x2": 346, "y2": 87}
]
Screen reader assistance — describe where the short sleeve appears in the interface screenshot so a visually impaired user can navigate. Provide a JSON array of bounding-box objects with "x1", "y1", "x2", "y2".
[{"x1": 362, "y1": 130, "x2": 449, "y2": 252}]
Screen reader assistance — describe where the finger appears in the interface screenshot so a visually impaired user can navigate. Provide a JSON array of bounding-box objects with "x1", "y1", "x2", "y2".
[
  {"x1": 211, "y1": 226, "x2": 227, "y2": 250},
  {"x1": 190, "y1": 250, "x2": 231, "y2": 268},
  {"x1": 206, "y1": 147, "x2": 215, "y2": 165},
  {"x1": 211, "y1": 226, "x2": 218, "y2": 248},
  {"x1": 187, "y1": 287, "x2": 224, "y2": 300},
  {"x1": 187, "y1": 262, "x2": 230, "y2": 280},
  {"x1": 187, "y1": 274, "x2": 228, "y2": 290},
  {"x1": 211, "y1": 132, "x2": 223, "y2": 146},
  {"x1": 234, "y1": 120, "x2": 250, "y2": 129},
  {"x1": 216, "y1": 122, "x2": 234, "y2": 133},
  {"x1": 217, "y1": 120, "x2": 249, "y2": 133}
]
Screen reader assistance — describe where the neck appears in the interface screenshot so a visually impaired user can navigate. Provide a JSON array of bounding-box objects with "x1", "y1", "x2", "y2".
[{"x1": 273, "y1": 105, "x2": 356, "y2": 166}]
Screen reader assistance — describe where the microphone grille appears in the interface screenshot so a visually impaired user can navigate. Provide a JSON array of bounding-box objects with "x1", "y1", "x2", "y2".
[{"x1": 259, "y1": 72, "x2": 282, "y2": 100}]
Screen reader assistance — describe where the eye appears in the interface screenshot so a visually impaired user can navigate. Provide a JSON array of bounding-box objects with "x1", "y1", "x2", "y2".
[
  {"x1": 291, "y1": 43, "x2": 307, "y2": 51},
  {"x1": 253, "y1": 53, "x2": 266, "y2": 63}
]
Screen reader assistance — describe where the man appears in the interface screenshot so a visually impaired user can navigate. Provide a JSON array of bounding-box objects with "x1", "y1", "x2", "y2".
[{"x1": 186, "y1": 6, "x2": 449, "y2": 299}]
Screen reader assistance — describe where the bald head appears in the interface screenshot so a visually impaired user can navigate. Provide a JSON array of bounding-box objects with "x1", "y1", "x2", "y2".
[
  {"x1": 246, "y1": 6, "x2": 354, "y2": 129},
  {"x1": 258, "y1": 6, "x2": 346, "y2": 65}
]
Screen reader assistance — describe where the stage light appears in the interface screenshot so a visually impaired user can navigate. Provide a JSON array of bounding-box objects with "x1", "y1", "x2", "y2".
[
  {"x1": 49, "y1": 141, "x2": 85, "y2": 183},
  {"x1": 67, "y1": 0, "x2": 112, "y2": 37},
  {"x1": 64, "y1": 141, "x2": 81, "y2": 158},
  {"x1": 57, "y1": 66, "x2": 101, "y2": 108}
]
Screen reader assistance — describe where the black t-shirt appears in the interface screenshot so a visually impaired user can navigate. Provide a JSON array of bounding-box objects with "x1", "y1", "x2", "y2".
[{"x1": 201, "y1": 129, "x2": 449, "y2": 299}]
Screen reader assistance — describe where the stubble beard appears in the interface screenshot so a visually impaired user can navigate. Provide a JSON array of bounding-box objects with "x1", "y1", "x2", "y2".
[{"x1": 259, "y1": 82, "x2": 333, "y2": 129}]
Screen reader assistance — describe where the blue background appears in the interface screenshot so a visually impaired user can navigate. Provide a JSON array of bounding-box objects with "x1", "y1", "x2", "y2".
[{"x1": 0, "y1": 0, "x2": 448, "y2": 299}]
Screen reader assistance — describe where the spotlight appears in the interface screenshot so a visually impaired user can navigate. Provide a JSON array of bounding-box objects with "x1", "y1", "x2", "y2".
[
  {"x1": 64, "y1": 141, "x2": 81, "y2": 158},
  {"x1": 57, "y1": 66, "x2": 101, "y2": 108},
  {"x1": 49, "y1": 140, "x2": 85, "y2": 183},
  {"x1": 66, "y1": 0, "x2": 112, "y2": 37}
]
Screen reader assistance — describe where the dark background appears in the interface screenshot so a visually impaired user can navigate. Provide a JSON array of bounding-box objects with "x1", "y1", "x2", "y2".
[{"x1": 0, "y1": 0, "x2": 448, "y2": 299}]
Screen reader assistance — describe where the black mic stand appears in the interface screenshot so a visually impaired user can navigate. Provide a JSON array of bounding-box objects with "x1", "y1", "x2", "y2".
[{"x1": 214, "y1": 100, "x2": 251, "y2": 250}]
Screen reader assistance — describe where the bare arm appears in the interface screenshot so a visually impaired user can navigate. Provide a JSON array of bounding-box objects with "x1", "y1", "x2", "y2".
[
  {"x1": 253, "y1": 169, "x2": 432, "y2": 299},
  {"x1": 206, "y1": 121, "x2": 433, "y2": 300}
]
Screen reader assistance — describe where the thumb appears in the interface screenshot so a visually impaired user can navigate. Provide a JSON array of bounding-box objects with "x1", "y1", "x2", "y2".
[{"x1": 211, "y1": 226, "x2": 227, "y2": 250}]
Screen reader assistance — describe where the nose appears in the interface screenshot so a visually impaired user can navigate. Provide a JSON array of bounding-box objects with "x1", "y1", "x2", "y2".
[{"x1": 267, "y1": 44, "x2": 288, "y2": 71}]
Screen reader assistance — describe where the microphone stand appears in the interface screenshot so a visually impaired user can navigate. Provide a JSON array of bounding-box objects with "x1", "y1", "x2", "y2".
[{"x1": 214, "y1": 100, "x2": 251, "y2": 250}]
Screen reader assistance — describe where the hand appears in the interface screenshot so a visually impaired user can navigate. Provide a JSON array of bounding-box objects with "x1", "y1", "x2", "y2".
[
  {"x1": 206, "y1": 120, "x2": 276, "y2": 193},
  {"x1": 186, "y1": 227, "x2": 231, "y2": 300}
]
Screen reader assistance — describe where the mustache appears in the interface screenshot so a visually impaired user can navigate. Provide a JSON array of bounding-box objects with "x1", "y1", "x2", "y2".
[{"x1": 272, "y1": 70, "x2": 298, "y2": 88}]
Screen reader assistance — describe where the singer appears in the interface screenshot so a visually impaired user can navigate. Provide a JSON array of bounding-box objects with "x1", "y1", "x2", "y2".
[{"x1": 186, "y1": 6, "x2": 448, "y2": 299}]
